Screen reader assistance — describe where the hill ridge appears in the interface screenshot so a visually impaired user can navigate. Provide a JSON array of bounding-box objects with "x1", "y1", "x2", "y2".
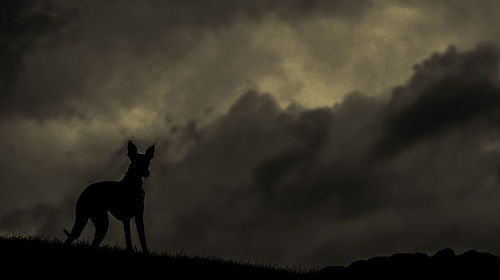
[{"x1": 2, "y1": 236, "x2": 500, "y2": 278}]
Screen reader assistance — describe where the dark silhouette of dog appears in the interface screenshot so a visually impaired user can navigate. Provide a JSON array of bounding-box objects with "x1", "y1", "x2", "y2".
[{"x1": 64, "y1": 141, "x2": 155, "y2": 253}]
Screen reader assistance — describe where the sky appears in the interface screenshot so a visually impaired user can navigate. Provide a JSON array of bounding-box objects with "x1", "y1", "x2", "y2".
[{"x1": 2, "y1": 0, "x2": 500, "y2": 267}]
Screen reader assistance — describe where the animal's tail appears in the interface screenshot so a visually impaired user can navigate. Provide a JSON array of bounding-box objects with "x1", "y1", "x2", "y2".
[{"x1": 63, "y1": 228, "x2": 71, "y2": 237}]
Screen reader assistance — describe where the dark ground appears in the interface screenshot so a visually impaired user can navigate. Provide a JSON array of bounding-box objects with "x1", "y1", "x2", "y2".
[{"x1": 2, "y1": 236, "x2": 500, "y2": 279}]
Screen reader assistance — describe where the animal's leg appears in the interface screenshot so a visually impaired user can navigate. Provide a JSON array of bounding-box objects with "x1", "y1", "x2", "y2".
[
  {"x1": 123, "y1": 219, "x2": 133, "y2": 251},
  {"x1": 90, "y1": 212, "x2": 109, "y2": 248},
  {"x1": 135, "y1": 214, "x2": 148, "y2": 254},
  {"x1": 64, "y1": 208, "x2": 89, "y2": 245}
]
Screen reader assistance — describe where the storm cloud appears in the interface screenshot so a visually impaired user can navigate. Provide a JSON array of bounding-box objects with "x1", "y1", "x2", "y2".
[
  {"x1": 1, "y1": 0, "x2": 370, "y2": 119},
  {"x1": 142, "y1": 44, "x2": 500, "y2": 266},
  {"x1": 3, "y1": 0, "x2": 500, "y2": 268},
  {"x1": 1, "y1": 0, "x2": 66, "y2": 103},
  {"x1": 375, "y1": 44, "x2": 500, "y2": 157}
]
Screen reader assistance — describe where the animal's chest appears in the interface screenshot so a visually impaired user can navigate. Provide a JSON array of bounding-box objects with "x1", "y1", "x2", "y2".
[{"x1": 108, "y1": 187, "x2": 145, "y2": 220}]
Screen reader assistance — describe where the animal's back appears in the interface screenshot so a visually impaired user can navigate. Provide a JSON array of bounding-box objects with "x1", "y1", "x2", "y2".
[
  {"x1": 76, "y1": 181, "x2": 118, "y2": 213},
  {"x1": 77, "y1": 180, "x2": 144, "y2": 220}
]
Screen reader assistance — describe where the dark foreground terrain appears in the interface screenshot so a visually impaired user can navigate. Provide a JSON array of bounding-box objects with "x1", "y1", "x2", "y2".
[
  {"x1": 0, "y1": 236, "x2": 306, "y2": 279},
  {"x1": 2, "y1": 236, "x2": 500, "y2": 279}
]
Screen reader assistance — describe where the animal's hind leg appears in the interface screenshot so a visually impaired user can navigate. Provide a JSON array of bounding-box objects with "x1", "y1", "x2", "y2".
[
  {"x1": 90, "y1": 212, "x2": 109, "y2": 248},
  {"x1": 64, "y1": 210, "x2": 89, "y2": 245}
]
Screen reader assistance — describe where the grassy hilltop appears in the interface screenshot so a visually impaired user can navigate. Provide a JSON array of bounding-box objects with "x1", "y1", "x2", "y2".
[
  {"x1": 0, "y1": 235, "x2": 310, "y2": 279},
  {"x1": 2, "y1": 235, "x2": 500, "y2": 278}
]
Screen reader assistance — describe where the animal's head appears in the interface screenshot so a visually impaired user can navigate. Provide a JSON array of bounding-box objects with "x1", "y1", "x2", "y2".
[{"x1": 127, "y1": 140, "x2": 155, "y2": 177}]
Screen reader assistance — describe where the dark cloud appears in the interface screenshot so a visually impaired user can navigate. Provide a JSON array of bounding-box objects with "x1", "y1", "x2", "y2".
[
  {"x1": 0, "y1": 0, "x2": 67, "y2": 118},
  {"x1": 375, "y1": 43, "x2": 500, "y2": 157},
  {"x1": 0, "y1": 0, "x2": 370, "y2": 119},
  {"x1": 0, "y1": 200, "x2": 72, "y2": 237},
  {"x1": 143, "y1": 44, "x2": 500, "y2": 266},
  {"x1": 1, "y1": 0, "x2": 65, "y2": 86},
  {"x1": 92, "y1": 0, "x2": 370, "y2": 29}
]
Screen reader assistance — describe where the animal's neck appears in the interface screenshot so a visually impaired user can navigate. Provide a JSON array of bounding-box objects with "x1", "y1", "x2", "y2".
[{"x1": 121, "y1": 169, "x2": 143, "y2": 187}]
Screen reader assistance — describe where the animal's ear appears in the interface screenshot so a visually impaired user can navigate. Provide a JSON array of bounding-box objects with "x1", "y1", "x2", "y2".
[
  {"x1": 127, "y1": 140, "x2": 138, "y2": 158},
  {"x1": 146, "y1": 143, "x2": 155, "y2": 160}
]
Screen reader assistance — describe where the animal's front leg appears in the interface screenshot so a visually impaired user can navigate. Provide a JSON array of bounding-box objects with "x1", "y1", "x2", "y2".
[
  {"x1": 123, "y1": 219, "x2": 133, "y2": 251},
  {"x1": 135, "y1": 214, "x2": 148, "y2": 254}
]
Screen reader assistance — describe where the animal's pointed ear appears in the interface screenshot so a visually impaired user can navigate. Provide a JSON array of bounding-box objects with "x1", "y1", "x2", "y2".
[
  {"x1": 127, "y1": 140, "x2": 138, "y2": 158},
  {"x1": 146, "y1": 143, "x2": 155, "y2": 159}
]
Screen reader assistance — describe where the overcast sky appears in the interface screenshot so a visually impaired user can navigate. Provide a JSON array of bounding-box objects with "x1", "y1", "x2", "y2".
[{"x1": 2, "y1": 0, "x2": 500, "y2": 267}]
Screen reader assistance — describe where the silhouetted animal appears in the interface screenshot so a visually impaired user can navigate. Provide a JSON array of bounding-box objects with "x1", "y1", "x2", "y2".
[{"x1": 64, "y1": 141, "x2": 155, "y2": 253}]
